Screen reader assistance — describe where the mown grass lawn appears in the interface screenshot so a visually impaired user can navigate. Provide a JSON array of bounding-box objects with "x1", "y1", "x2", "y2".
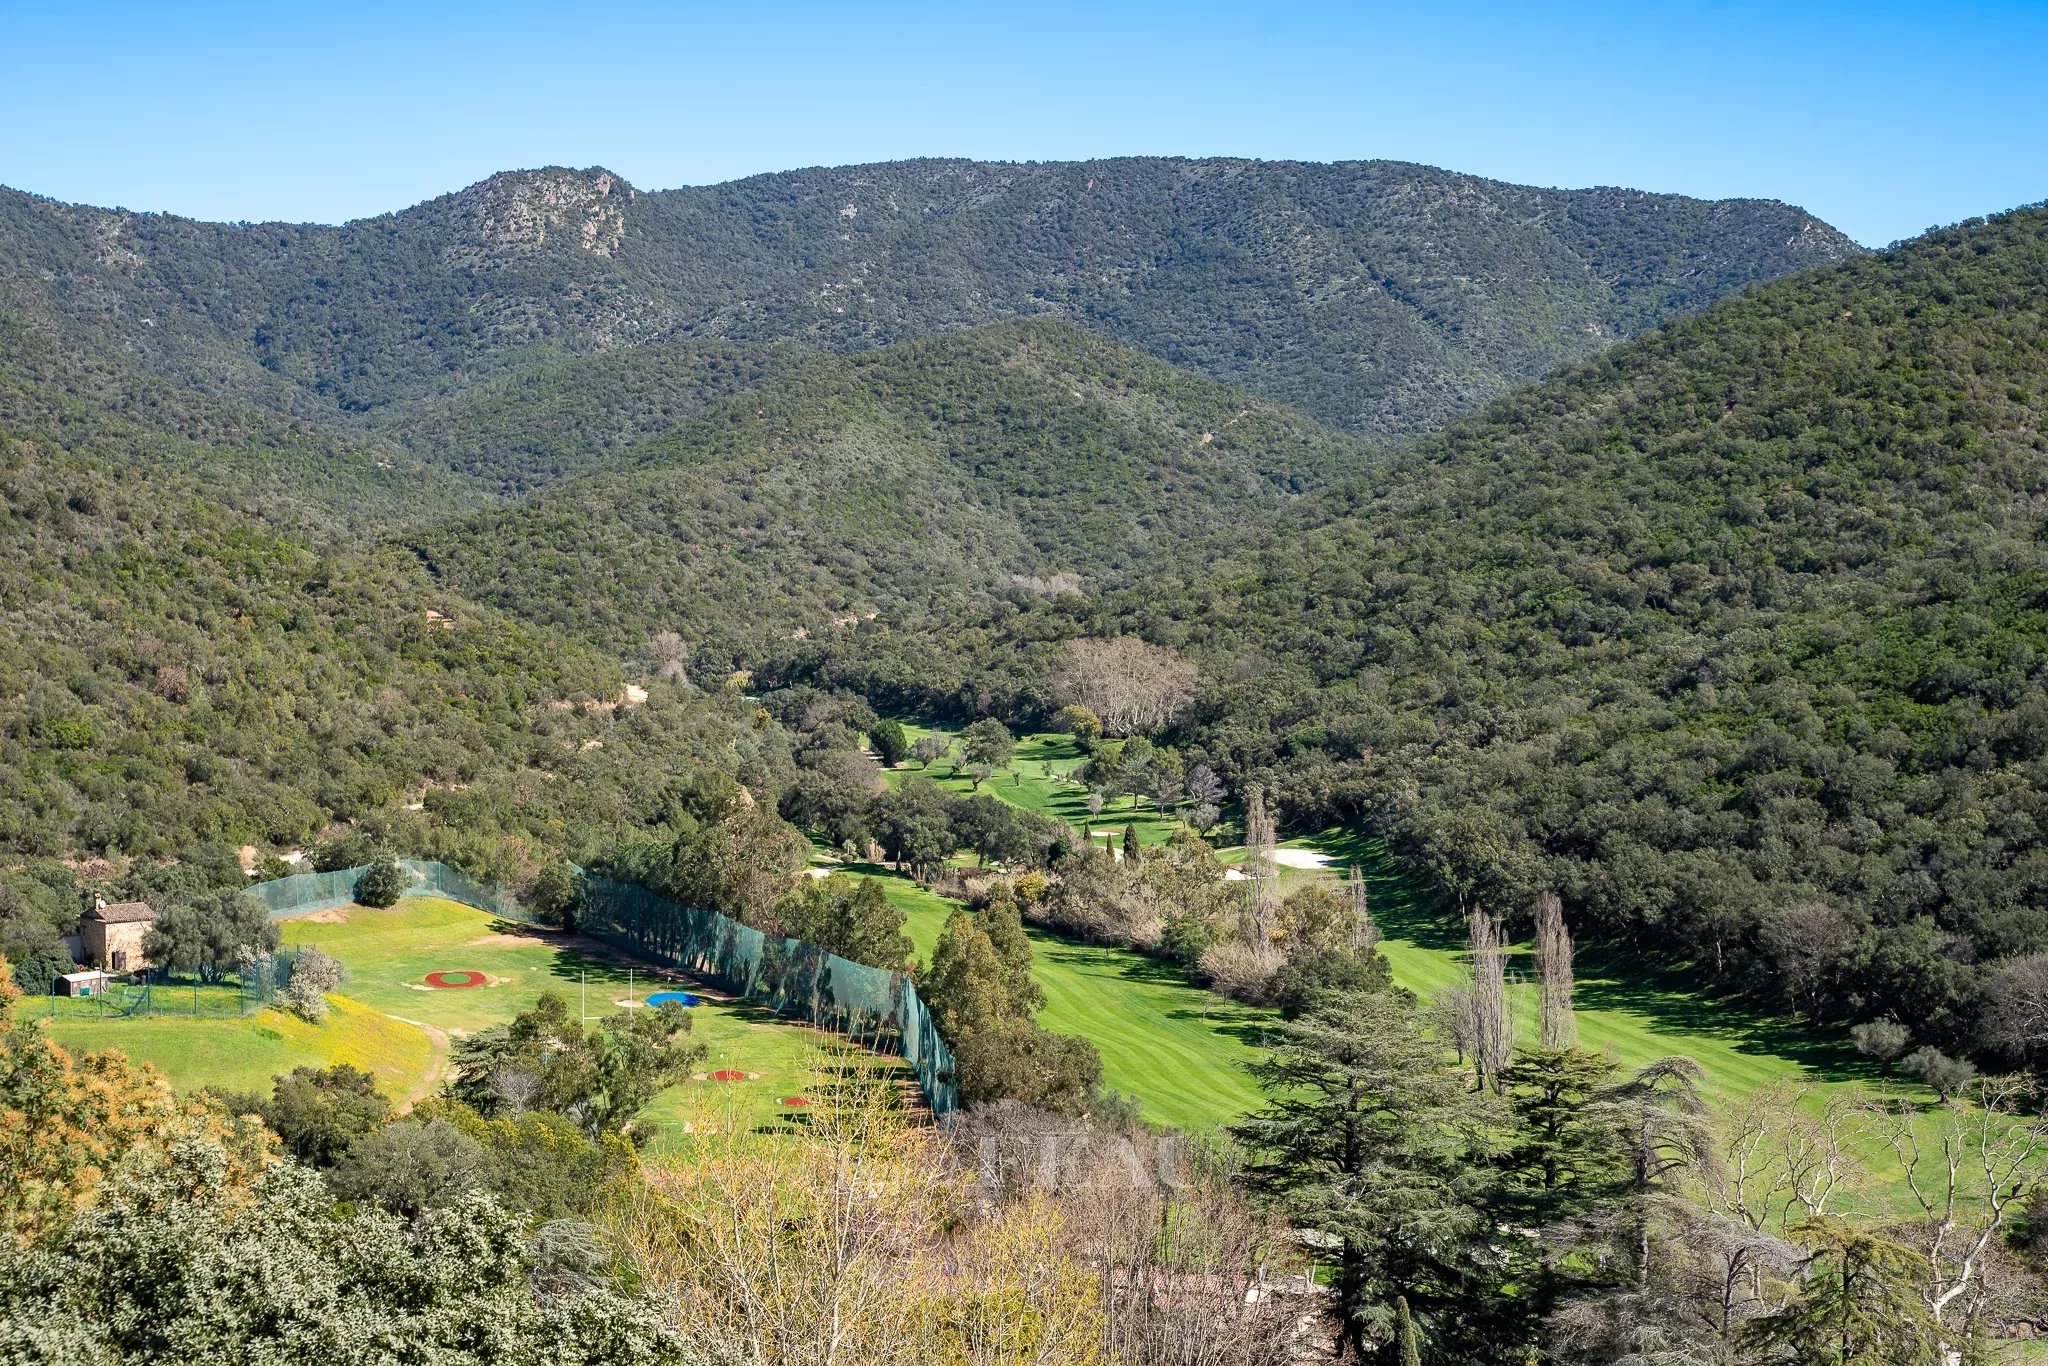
[
  {"x1": 282, "y1": 897, "x2": 653, "y2": 1035},
  {"x1": 1304, "y1": 827, "x2": 1956, "y2": 1218},
  {"x1": 890, "y1": 720, "x2": 1183, "y2": 850},
  {"x1": 829, "y1": 862, "x2": 1270, "y2": 1131},
  {"x1": 26, "y1": 896, "x2": 862, "y2": 1148},
  {"x1": 284, "y1": 896, "x2": 877, "y2": 1144},
  {"x1": 27, "y1": 994, "x2": 435, "y2": 1100},
  {"x1": 873, "y1": 721, "x2": 1966, "y2": 1203}
]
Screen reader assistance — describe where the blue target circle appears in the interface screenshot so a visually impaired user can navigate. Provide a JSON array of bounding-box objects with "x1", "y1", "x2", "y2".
[{"x1": 646, "y1": 990, "x2": 700, "y2": 1008}]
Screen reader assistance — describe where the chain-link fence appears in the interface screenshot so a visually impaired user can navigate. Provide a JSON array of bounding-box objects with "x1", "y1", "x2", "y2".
[{"x1": 29, "y1": 948, "x2": 300, "y2": 1020}]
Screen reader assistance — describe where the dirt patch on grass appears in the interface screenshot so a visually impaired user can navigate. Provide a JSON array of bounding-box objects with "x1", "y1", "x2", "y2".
[
  {"x1": 389, "y1": 1016, "x2": 452, "y2": 1111},
  {"x1": 297, "y1": 905, "x2": 354, "y2": 924},
  {"x1": 469, "y1": 933, "x2": 547, "y2": 949}
]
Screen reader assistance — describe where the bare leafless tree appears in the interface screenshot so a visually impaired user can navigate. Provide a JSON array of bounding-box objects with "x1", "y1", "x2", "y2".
[
  {"x1": 1869, "y1": 1076, "x2": 2048, "y2": 1330},
  {"x1": 1242, "y1": 786, "x2": 1279, "y2": 943},
  {"x1": 1704, "y1": 1080, "x2": 1861, "y2": 1331},
  {"x1": 1429, "y1": 984, "x2": 1478, "y2": 1065},
  {"x1": 953, "y1": 1104, "x2": 1306, "y2": 1366},
  {"x1": 1467, "y1": 904, "x2": 1514, "y2": 1092},
  {"x1": 1980, "y1": 952, "x2": 2048, "y2": 1063},
  {"x1": 1052, "y1": 636, "x2": 1199, "y2": 737},
  {"x1": 491, "y1": 1066, "x2": 541, "y2": 1116},
  {"x1": 1717, "y1": 1081, "x2": 1860, "y2": 1234},
  {"x1": 1534, "y1": 891, "x2": 1578, "y2": 1051},
  {"x1": 646, "y1": 629, "x2": 690, "y2": 683},
  {"x1": 1346, "y1": 864, "x2": 1379, "y2": 954}
]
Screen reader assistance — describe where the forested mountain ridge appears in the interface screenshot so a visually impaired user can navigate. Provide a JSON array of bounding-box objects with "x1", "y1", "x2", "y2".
[
  {"x1": 379, "y1": 335, "x2": 815, "y2": 495},
  {"x1": 411, "y1": 319, "x2": 1368, "y2": 660},
  {"x1": 800, "y1": 205, "x2": 2048, "y2": 1052},
  {"x1": 0, "y1": 157, "x2": 1859, "y2": 446}
]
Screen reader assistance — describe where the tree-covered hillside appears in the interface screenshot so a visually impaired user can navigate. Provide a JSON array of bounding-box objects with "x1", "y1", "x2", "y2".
[
  {"x1": 377, "y1": 336, "x2": 814, "y2": 494},
  {"x1": 801, "y1": 206, "x2": 2048, "y2": 1053},
  {"x1": 412, "y1": 320, "x2": 1371, "y2": 661},
  {"x1": 0, "y1": 406, "x2": 785, "y2": 876},
  {"x1": 0, "y1": 315, "x2": 487, "y2": 530},
  {"x1": 0, "y1": 158, "x2": 1858, "y2": 443}
]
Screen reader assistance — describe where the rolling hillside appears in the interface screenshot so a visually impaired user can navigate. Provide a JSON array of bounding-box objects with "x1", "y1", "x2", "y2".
[
  {"x1": 410, "y1": 320, "x2": 1373, "y2": 662},
  {"x1": 0, "y1": 157, "x2": 1858, "y2": 447},
  {"x1": 831, "y1": 205, "x2": 2048, "y2": 1053},
  {"x1": 0, "y1": 371, "x2": 785, "y2": 880}
]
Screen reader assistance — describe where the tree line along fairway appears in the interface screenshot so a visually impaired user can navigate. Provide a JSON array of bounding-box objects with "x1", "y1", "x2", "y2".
[{"x1": 861, "y1": 719, "x2": 1957, "y2": 1206}]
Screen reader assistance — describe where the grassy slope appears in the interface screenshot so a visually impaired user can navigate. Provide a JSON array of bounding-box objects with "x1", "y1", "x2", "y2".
[
  {"x1": 282, "y1": 897, "x2": 855, "y2": 1149},
  {"x1": 1304, "y1": 828, "x2": 1900, "y2": 1118},
  {"x1": 24, "y1": 994, "x2": 435, "y2": 1099}
]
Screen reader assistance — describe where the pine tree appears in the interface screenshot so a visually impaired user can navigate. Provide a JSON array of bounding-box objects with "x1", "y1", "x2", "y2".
[
  {"x1": 1122, "y1": 823, "x2": 1141, "y2": 865},
  {"x1": 869, "y1": 717, "x2": 909, "y2": 767},
  {"x1": 1743, "y1": 1218, "x2": 1946, "y2": 1364},
  {"x1": 1233, "y1": 988, "x2": 1500, "y2": 1362},
  {"x1": 1499, "y1": 1047, "x2": 1628, "y2": 1323},
  {"x1": 1500, "y1": 1048, "x2": 1623, "y2": 1202},
  {"x1": 1605, "y1": 1057, "x2": 1713, "y2": 1290}
]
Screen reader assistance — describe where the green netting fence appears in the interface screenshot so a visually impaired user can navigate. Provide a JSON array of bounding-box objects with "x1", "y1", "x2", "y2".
[
  {"x1": 248, "y1": 859, "x2": 536, "y2": 923},
  {"x1": 577, "y1": 873, "x2": 959, "y2": 1120},
  {"x1": 246, "y1": 860, "x2": 959, "y2": 1118}
]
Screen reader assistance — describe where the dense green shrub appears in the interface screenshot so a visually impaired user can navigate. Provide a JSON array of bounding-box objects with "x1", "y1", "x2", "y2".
[{"x1": 353, "y1": 859, "x2": 405, "y2": 909}]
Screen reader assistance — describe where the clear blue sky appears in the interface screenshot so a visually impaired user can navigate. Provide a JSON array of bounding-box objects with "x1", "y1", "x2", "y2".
[{"x1": 5, "y1": 0, "x2": 2044, "y2": 246}]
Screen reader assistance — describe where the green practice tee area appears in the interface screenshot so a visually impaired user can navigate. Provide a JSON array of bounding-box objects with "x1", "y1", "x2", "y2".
[{"x1": 28, "y1": 895, "x2": 850, "y2": 1150}]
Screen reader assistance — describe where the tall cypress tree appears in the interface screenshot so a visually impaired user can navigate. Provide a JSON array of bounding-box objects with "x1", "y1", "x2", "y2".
[{"x1": 1395, "y1": 1296, "x2": 1422, "y2": 1366}]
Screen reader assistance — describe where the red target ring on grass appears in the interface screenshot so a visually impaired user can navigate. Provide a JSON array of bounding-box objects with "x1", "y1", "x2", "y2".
[
  {"x1": 424, "y1": 970, "x2": 487, "y2": 989},
  {"x1": 708, "y1": 1069, "x2": 749, "y2": 1082},
  {"x1": 780, "y1": 1096, "x2": 811, "y2": 1108}
]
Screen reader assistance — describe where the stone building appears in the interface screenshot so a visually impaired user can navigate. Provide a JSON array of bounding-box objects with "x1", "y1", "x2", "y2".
[{"x1": 78, "y1": 900, "x2": 156, "y2": 973}]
